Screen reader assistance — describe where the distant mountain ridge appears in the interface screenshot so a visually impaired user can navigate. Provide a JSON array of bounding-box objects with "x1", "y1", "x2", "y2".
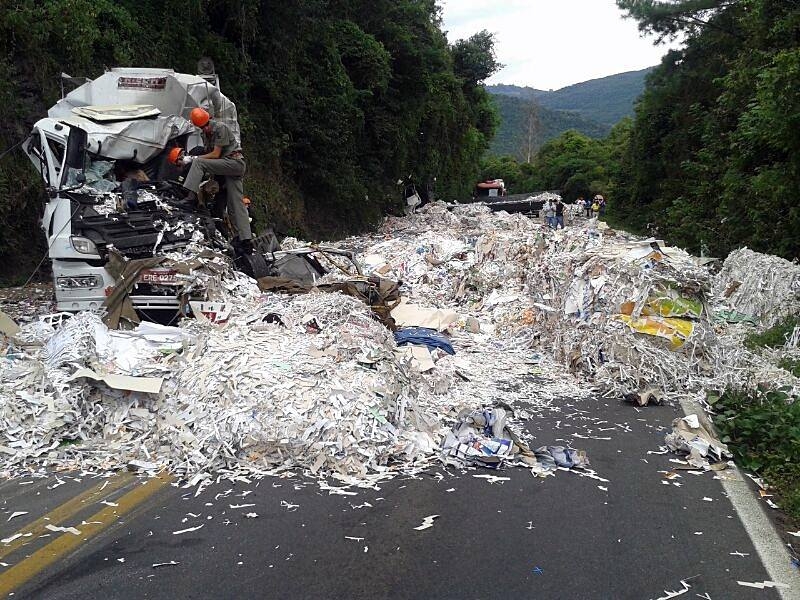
[{"x1": 486, "y1": 67, "x2": 653, "y2": 158}]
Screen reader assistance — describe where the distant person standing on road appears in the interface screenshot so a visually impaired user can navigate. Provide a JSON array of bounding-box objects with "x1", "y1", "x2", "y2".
[
  {"x1": 576, "y1": 197, "x2": 585, "y2": 217},
  {"x1": 585, "y1": 196, "x2": 593, "y2": 217},
  {"x1": 555, "y1": 198, "x2": 565, "y2": 229},
  {"x1": 598, "y1": 195, "x2": 606, "y2": 217},
  {"x1": 591, "y1": 198, "x2": 600, "y2": 218},
  {"x1": 543, "y1": 199, "x2": 555, "y2": 228}
]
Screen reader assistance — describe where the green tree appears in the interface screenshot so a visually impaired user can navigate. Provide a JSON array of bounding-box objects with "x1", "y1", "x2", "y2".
[{"x1": 611, "y1": 0, "x2": 800, "y2": 259}]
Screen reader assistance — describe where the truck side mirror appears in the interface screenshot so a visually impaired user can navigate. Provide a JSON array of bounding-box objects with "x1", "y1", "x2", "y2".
[
  {"x1": 61, "y1": 123, "x2": 88, "y2": 188},
  {"x1": 64, "y1": 125, "x2": 87, "y2": 170}
]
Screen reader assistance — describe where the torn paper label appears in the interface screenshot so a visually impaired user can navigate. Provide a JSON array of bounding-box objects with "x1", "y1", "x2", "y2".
[
  {"x1": 397, "y1": 345, "x2": 435, "y2": 372},
  {"x1": 0, "y1": 311, "x2": 20, "y2": 337},
  {"x1": 391, "y1": 300, "x2": 458, "y2": 331},
  {"x1": 69, "y1": 368, "x2": 163, "y2": 395},
  {"x1": 189, "y1": 301, "x2": 232, "y2": 325}
]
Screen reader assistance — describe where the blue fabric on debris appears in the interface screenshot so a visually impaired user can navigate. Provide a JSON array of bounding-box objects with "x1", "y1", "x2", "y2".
[{"x1": 394, "y1": 327, "x2": 455, "y2": 355}]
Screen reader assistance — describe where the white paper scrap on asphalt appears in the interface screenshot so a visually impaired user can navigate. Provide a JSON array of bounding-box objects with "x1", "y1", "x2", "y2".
[
  {"x1": 1, "y1": 533, "x2": 31, "y2": 544},
  {"x1": 651, "y1": 578, "x2": 691, "y2": 599},
  {"x1": 172, "y1": 524, "x2": 204, "y2": 535},
  {"x1": 413, "y1": 515, "x2": 440, "y2": 531},
  {"x1": 473, "y1": 474, "x2": 511, "y2": 484},
  {"x1": 6, "y1": 512, "x2": 27, "y2": 522},
  {"x1": 45, "y1": 524, "x2": 81, "y2": 536},
  {"x1": 152, "y1": 561, "x2": 180, "y2": 568},
  {"x1": 737, "y1": 580, "x2": 790, "y2": 589}
]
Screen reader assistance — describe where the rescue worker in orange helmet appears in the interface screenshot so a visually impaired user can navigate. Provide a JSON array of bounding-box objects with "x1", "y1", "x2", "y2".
[{"x1": 179, "y1": 107, "x2": 253, "y2": 253}]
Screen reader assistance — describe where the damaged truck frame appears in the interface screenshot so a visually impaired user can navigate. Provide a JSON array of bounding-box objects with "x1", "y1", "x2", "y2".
[{"x1": 23, "y1": 67, "x2": 359, "y2": 322}]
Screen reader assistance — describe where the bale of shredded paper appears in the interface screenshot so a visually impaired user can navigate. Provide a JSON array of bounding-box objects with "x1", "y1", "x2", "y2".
[{"x1": 713, "y1": 247, "x2": 800, "y2": 327}]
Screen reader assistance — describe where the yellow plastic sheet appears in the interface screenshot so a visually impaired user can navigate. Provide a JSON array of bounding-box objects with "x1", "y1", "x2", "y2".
[
  {"x1": 615, "y1": 315, "x2": 695, "y2": 349},
  {"x1": 642, "y1": 296, "x2": 703, "y2": 319}
]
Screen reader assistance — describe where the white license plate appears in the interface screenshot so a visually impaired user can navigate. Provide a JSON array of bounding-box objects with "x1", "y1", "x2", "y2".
[{"x1": 139, "y1": 269, "x2": 180, "y2": 285}]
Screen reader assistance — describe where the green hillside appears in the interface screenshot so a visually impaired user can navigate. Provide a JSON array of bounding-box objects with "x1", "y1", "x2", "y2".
[
  {"x1": 488, "y1": 94, "x2": 610, "y2": 158},
  {"x1": 488, "y1": 67, "x2": 653, "y2": 125},
  {"x1": 537, "y1": 68, "x2": 653, "y2": 124},
  {"x1": 486, "y1": 68, "x2": 652, "y2": 158}
]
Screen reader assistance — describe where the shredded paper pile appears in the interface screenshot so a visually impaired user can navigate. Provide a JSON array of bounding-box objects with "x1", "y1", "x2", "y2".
[{"x1": 1, "y1": 202, "x2": 798, "y2": 484}]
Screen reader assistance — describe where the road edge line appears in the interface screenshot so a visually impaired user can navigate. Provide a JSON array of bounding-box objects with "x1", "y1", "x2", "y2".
[{"x1": 680, "y1": 399, "x2": 800, "y2": 599}]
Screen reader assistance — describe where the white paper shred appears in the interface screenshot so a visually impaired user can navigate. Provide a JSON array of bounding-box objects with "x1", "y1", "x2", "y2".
[
  {"x1": 473, "y1": 474, "x2": 511, "y2": 484},
  {"x1": 651, "y1": 578, "x2": 692, "y2": 600},
  {"x1": 736, "y1": 581, "x2": 790, "y2": 590},
  {"x1": 44, "y1": 524, "x2": 81, "y2": 536},
  {"x1": 413, "y1": 515, "x2": 440, "y2": 531},
  {"x1": 172, "y1": 525, "x2": 204, "y2": 535}
]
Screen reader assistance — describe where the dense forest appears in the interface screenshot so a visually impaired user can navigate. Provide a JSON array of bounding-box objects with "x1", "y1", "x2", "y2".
[
  {"x1": 487, "y1": 0, "x2": 800, "y2": 261},
  {"x1": 0, "y1": 0, "x2": 499, "y2": 282}
]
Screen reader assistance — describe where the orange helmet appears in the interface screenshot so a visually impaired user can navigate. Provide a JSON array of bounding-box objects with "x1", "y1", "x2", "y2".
[
  {"x1": 167, "y1": 147, "x2": 183, "y2": 165},
  {"x1": 190, "y1": 107, "x2": 210, "y2": 127}
]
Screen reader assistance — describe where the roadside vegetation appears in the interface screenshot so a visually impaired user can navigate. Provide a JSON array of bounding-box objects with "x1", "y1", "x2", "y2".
[
  {"x1": 712, "y1": 386, "x2": 800, "y2": 522},
  {"x1": 709, "y1": 315, "x2": 800, "y2": 523}
]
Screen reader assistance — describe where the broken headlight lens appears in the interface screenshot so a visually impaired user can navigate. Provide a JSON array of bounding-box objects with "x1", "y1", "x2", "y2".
[
  {"x1": 56, "y1": 275, "x2": 101, "y2": 289},
  {"x1": 70, "y1": 236, "x2": 98, "y2": 255}
]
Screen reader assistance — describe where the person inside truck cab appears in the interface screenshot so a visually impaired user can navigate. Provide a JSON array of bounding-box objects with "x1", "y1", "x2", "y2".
[{"x1": 174, "y1": 107, "x2": 253, "y2": 255}]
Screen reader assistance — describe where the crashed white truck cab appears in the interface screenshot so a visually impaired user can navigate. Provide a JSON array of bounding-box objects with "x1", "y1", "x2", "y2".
[{"x1": 23, "y1": 67, "x2": 243, "y2": 314}]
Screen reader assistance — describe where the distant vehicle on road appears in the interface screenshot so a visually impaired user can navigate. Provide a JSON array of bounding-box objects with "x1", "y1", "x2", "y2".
[{"x1": 474, "y1": 179, "x2": 507, "y2": 198}]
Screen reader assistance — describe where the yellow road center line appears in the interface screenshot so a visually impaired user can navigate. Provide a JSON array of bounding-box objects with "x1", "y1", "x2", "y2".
[
  {"x1": 0, "y1": 472, "x2": 135, "y2": 561},
  {"x1": 0, "y1": 474, "x2": 170, "y2": 597}
]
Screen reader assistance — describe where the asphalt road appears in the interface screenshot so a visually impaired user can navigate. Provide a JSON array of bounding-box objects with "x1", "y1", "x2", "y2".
[{"x1": 3, "y1": 396, "x2": 791, "y2": 599}]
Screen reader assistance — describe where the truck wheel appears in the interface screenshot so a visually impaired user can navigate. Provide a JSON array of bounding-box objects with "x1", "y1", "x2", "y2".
[{"x1": 237, "y1": 252, "x2": 269, "y2": 279}]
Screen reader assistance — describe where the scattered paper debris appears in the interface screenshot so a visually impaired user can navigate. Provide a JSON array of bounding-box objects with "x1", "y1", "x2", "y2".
[
  {"x1": 472, "y1": 474, "x2": 511, "y2": 484},
  {"x1": 172, "y1": 525, "x2": 204, "y2": 535},
  {"x1": 44, "y1": 524, "x2": 81, "y2": 536},
  {"x1": 736, "y1": 581, "x2": 789, "y2": 590},
  {"x1": 152, "y1": 561, "x2": 180, "y2": 568},
  {"x1": 413, "y1": 515, "x2": 440, "y2": 531},
  {"x1": 1, "y1": 533, "x2": 31, "y2": 544},
  {"x1": 651, "y1": 578, "x2": 692, "y2": 599},
  {"x1": 6, "y1": 512, "x2": 27, "y2": 522}
]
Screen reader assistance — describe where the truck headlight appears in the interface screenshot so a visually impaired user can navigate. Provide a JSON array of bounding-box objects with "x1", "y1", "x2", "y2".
[
  {"x1": 57, "y1": 275, "x2": 101, "y2": 289},
  {"x1": 70, "y1": 236, "x2": 98, "y2": 255}
]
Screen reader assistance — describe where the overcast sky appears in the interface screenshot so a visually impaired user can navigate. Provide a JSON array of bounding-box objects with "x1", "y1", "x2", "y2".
[{"x1": 439, "y1": 0, "x2": 682, "y2": 90}]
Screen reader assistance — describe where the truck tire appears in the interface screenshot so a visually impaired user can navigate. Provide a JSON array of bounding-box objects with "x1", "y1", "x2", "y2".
[{"x1": 237, "y1": 252, "x2": 269, "y2": 279}]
